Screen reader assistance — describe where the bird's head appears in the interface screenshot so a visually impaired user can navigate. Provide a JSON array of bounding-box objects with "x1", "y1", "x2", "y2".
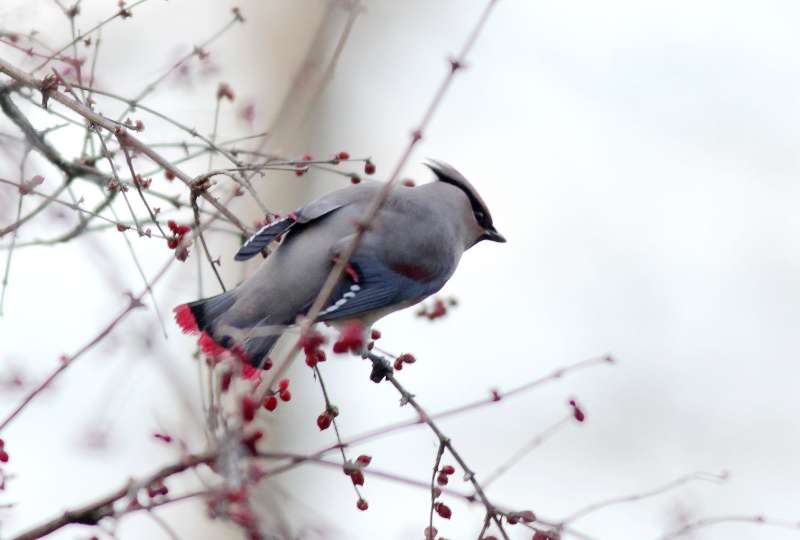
[{"x1": 424, "y1": 160, "x2": 506, "y2": 245}]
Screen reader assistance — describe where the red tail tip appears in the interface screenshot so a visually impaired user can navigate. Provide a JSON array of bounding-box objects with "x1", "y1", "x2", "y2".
[
  {"x1": 174, "y1": 304, "x2": 199, "y2": 334},
  {"x1": 242, "y1": 364, "x2": 259, "y2": 380},
  {"x1": 199, "y1": 332, "x2": 226, "y2": 357}
]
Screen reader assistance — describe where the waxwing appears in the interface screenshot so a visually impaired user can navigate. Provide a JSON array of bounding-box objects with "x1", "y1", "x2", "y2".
[{"x1": 174, "y1": 161, "x2": 505, "y2": 368}]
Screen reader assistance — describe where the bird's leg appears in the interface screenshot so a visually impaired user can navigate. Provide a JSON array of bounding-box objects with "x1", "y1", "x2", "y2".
[{"x1": 363, "y1": 351, "x2": 393, "y2": 383}]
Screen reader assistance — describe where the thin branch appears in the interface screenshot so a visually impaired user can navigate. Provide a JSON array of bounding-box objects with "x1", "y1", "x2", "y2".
[
  {"x1": 366, "y1": 351, "x2": 510, "y2": 540},
  {"x1": 655, "y1": 515, "x2": 800, "y2": 540},
  {"x1": 562, "y1": 471, "x2": 729, "y2": 525},
  {"x1": 0, "y1": 58, "x2": 250, "y2": 233},
  {"x1": 11, "y1": 452, "x2": 215, "y2": 540},
  {"x1": 314, "y1": 355, "x2": 613, "y2": 457},
  {"x1": 31, "y1": 0, "x2": 153, "y2": 73},
  {"x1": 481, "y1": 414, "x2": 572, "y2": 490},
  {"x1": 313, "y1": 364, "x2": 363, "y2": 501},
  {"x1": 118, "y1": 142, "x2": 166, "y2": 238},
  {"x1": 428, "y1": 442, "x2": 446, "y2": 539},
  {"x1": 0, "y1": 195, "x2": 236, "y2": 432},
  {"x1": 0, "y1": 190, "x2": 23, "y2": 315}
]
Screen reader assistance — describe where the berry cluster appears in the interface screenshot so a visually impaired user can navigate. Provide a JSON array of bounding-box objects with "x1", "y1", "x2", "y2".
[
  {"x1": 415, "y1": 297, "x2": 458, "y2": 321},
  {"x1": 332, "y1": 322, "x2": 364, "y2": 354},
  {"x1": 166, "y1": 220, "x2": 191, "y2": 261},
  {"x1": 435, "y1": 464, "x2": 456, "y2": 486},
  {"x1": 393, "y1": 352, "x2": 416, "y2": 371},
  {"x1": 343, "y1": 454, "x2": 373, "y2": 501}
]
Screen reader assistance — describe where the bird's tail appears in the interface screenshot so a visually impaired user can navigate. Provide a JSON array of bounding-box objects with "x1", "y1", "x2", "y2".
[
  {"x1": 174, "y1": 292, "x2": 283, "y2": 371},
  {"x1": 174, "y1": 291, "x2": 236, "y2": 336}
]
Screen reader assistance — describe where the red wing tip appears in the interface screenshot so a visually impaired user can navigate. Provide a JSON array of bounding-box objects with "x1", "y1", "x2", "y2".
[{"x1": 174, "y1": 304, "x2": 199, "y2": 334}]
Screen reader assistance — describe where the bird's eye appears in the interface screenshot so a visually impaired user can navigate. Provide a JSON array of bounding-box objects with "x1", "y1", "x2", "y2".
[{"x1": 474, "y1": 210, "x2": 485, "y2": 222}]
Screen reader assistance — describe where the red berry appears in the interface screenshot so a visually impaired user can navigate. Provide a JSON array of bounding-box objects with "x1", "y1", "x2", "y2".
[
  {"x1": 356, "y1": 454, "x2": 372, "y2": 467},
  {"x1": 435, "y1": 502, "x2": 452, "y2": 519},
  {"x1": 165, "y1": 170, "x2": 175, "y2": 180},
  {"x1": 304, "y1": 349, "x2": 325, "y2": 368},
  {"x1": 279, "y1": 389, "x2": 291, "y2": 402},
  {"x1": 302, "y1": 154, "x2": 313, "y2": 161},
  {"x1": 116, "y1": 224, "x2": 129, "y2": 232},
  {"x1": 424, "y1": 527, "x2": 438, "y2": 540},
  {"x1": 356, "y1": 498, "x2": 368, "y2": 511},
  {"x1": 299, "y1": 331, "x2": 326, "y2": 355},
  {"x1": 263, "y1": 395, "x2": 278, "y2": 411},
  {"x1": 350, "y1": 174, "x2": 361, "y2": 184},
  {"x1": 519, "y1": 510, "x2": 536, "y2": 523},
  {"x1": 402, "y1": 179, "x2": 416, "y2": 187},
  {"x1": 241, "y1": 395, "x2": 256, "y2": 422},
  {"x1": 370, "y1": 329, "x2": 381, "y2": 340},
  {"x1": 398, "y1": 353, "x2": 416, "y2": 364},
  {"x1": 217, "y1": 82, "x2": 235, "y2": 101},
  {"x1": 278, "y1": 379, "x2": 290, "y2": 391},
  {"x1": 220, "y1": 370, "x2": 233, "y2": 392},
  {"x1": 153, "y1": 433, "x2": 172, "y2": 443},
  {"x1": 147, "y1": 480, "x2": 168, "y2": 498},
  {"x1": 350, "y1": 470, "x2": 365, "y2": 486},
  {"x1": 441, "y1": 465, "x2": 455, "y2": 475},
  {"x1": 393, "y1": 359, "x2": 403, "y2": 370},
  {"x1": 436, "y1": 473, "x2": 448, "y2": 486},
  {"x1": 364, "y1": 161, "x2": 375, "y2": 175},
  {"x1": 569, "y1": 399, "x2": 585, "y2": 422},
  {"x1": 337, "y1": 151, "x2": 350, "y2": 160},
  {"x1": 317, "y1": 413, "x2": 332, "y2": 431},
  {"x1": 333, "y1": 322, "x2": 364, "y2": 354},
  {"x1": 0, "y1": 450, "x2": 9, "y2": 463}
]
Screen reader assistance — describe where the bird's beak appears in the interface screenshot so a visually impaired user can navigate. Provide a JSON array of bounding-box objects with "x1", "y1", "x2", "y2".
[{"x1": 482, "y1": 228, "x2": 506, "y2": 243}]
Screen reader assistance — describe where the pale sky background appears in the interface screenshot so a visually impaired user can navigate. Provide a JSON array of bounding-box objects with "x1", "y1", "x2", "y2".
[{"x1": 1, "y1": 1, "x2": 799, "y2": 540}]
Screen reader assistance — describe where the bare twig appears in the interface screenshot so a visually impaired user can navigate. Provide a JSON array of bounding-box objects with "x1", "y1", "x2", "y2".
[
  {"x1": 562, "y1": 471, "x2": 729, "y2": 525},
  {"x1": 428, "y1": 442, "x2": 446, "y2": 539},
  {"x1": 655, "y1": 515, "x2": 800, "y2": 540},
  {"x1": 482, "y1": 414, "x2": 572, "y2": 490},
  {"x1": 0, "y1": 58, "x2": 250, "y2": 233},
  {"x1": 0, "y1": 194, "x2": 235, "y2": 432},
  {"x1": 12, "y1": 452, "x2": 215, "y2": 540},
  {"x1": 366, "y1": 351, "x2": 511, "y2": 540}
]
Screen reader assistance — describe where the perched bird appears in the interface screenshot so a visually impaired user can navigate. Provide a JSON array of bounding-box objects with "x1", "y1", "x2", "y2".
[{"x1": 174, "y1": 161, "x2": 505, "y2": 369}]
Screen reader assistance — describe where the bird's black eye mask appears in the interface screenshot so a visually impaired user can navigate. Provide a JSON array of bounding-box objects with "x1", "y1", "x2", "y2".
[{"x1": 432, "y1": 170, "x2": 494, "y2": 229}]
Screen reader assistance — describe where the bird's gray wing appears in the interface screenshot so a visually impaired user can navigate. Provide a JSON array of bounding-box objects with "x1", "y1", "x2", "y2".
[
  {"x1": 314, "y1": 254, "x2": 449, "y2": 321},
  {"x1": 234, "y1": 197, "x2": 353, "y2": 261},
  {"x1": 234, "y1": 183, "x2": 382, "y2": 261}
]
